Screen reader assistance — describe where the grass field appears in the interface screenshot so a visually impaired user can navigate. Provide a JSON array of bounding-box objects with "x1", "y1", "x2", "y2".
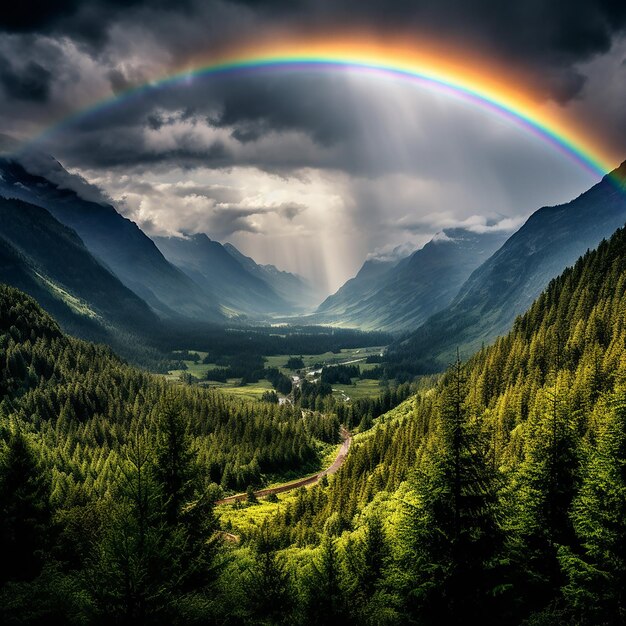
[
  {"x1": 201, "y1": 379, "x2": 275, "y2": 402},
  {"x1": 218, "y1": 441, "x2": 341, "y2": 536},
  {"x1": 166, "y1": 345, "x2": 387, "y2": 401},
  {"x1": 332, "y1": 378, "x2": 382, "y2": 400},
  {"x1": 265, "y1": 345, "x2": 385, "y2": 374},
  {"x1": 165, "y1": 351, "x2": 222, "y2": 382},
  {"x1": 219, "y1": 490, "x2": 299, "y2": 538}
]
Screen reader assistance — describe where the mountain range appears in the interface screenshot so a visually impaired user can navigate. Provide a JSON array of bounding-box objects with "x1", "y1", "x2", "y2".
[
  {"x1": 0, "y1": 195, "x2": 161, "y2": 354},
  {"x1": 388, "y1": 160, "x2": 626, "y2": 372},
  {"x1": 153, "y1": 234, "x2": 317, "y2": 318},
  {"x1": 313, "y1": 228, "x2": 509, "y2": 332},
  {"x1": 0, "y1": 149, "x2": 317, "y2": 332},
  {"x1": 223, "y1": 242, "x2": 320, "y2": 312},
  {"x1": 1, "y1": 142, "x2": 626, "y2": 376},
  {"x1": 0, "y1": 154, "x2": 224, "y2": 322}
]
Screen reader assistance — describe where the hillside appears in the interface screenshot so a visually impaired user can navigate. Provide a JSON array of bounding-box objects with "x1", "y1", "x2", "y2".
[
  {"x1": 3, "y1": 220, "x2": 626, "y2": 624},
  {"x1": 0, "y1": 155, "x2": 223, "y2": 322},
  {"x1": 313, "y1": 256, "x2": 401, "y2": 322},
  {"x1": 0, "y1": 196, "x2": 161, "y2": 350},
  {"x1": 223, "y1": 242, "x2": 320, "y2": 311},
  {"x1": 153, "y1": 233, "x2": 293, "y2": 316},
  {"x1": 389, "y1": 162, "x2": 626, "y2": 372},
  {"x1": 314, "y1": 228, "x2": 509, "y2": 332},
  {"x1": 258, "y1": 223, "x2": 626, "y2": 624}
]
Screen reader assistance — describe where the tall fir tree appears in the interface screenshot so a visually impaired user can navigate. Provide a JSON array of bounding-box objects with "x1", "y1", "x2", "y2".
[
  {"x1": 0, "y1": 429, "x2": 52, "y2": 584},
  {"x1": 398, "y1": 353, "x2": 503, "y2": 625},
  {"x1": 559, "y1": 382, "x2": 626, "y2": 623}
]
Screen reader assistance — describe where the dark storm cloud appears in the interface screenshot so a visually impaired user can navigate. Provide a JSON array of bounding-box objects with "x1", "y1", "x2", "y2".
[
  {"x1": 0, "y1": 55, "x2": 52, "y2": 102},
  {"x1": 279, "y1": 203, "x2": 305, "y2": 220},
  {"x1": 213, "y1": 74, "x2": 355, "y2": 146},
  {"x1": 2, "y1": 0, "x2": 626, "y2": 100},
  {"x1": 0, "y1": 0, "x2": 80, "y2": 32},
  {"x1": 0, "y1": 0, "x2": 195, "y2": 46},
  {"x1": 0, "y1": 0, "x2": 625, "y2": 174}
]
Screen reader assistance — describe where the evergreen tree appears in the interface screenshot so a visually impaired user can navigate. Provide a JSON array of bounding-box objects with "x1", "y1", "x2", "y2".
[
  {"x1": 344, "y1": 514, "x2": 396, "y2": 625},
  {"x1": 302, "y1": 534, "x2": 348, "y2": 625},
  {"x1": 152, "y1": 398, "x2": 196, "y2": 525},
  {"x1": 399, "y1": 354, "x2": 502, "y2": 624},
  {"x1": 559, "y1": 385, "x2": 626, "y2": 623},
  {"x1": 0, "y1": 429, "x2": 52, "y2": 584},
  {"x1": 503, "y1": 374, "x2": 581, "y2": 618},
  {"x1": 247, "y1": 520, "x2": 293, "y2": 625},
  {"x1": 85, "y1": 428, "x2": 183, "y2": 625}
]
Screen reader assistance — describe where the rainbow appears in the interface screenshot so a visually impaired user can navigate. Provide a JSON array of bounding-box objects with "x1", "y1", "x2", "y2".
[{"x1": 22, "y1": 39, "x2": 619, "y2": 178}]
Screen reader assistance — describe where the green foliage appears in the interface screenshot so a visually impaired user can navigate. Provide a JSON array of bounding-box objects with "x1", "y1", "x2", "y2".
[
  {"x1": 246, "y1": 521, "x2": 294, "y2": 624},
  {"x1": 3, "y1": 222, "x2": 626, "y2": 624},
  {"x1": 259, "y1": 225, "x2": 626, "y2": 623},
  {"x1": 559, "y1": 384, "x2": 626, "y2": 624},
  {"x1": 285, "y1": 356, "x2": 305, "y2": 370},
  {"x1": 246, "y1": 485, "x2": 258, "y2": 504},
  {"x1": 302, "y1": 534, "x2": 349, "y2": 624},
  {"x1": 0, "y1": 429, "x2": 52, "y2": 585}
]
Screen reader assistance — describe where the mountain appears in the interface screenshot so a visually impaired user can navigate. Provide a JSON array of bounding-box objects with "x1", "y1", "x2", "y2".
[
  {"x1": 152, "y1": 233, "x2": 295, "y2": 316},
  {"x1": 0, "y1": 195, "x2": 160, "y2": 347},
  {"x1": 223, "y1": 242, "x2": 320, "y2": 312},
  {"x1": 262, "y1": 226, "x2": 626, "y2": 626},
  {"x1": 313, "y1": 228, "x2": 509, "y2": 332},
  {"x1": 0, "y1": 154, "x2": 223, "y2": 322},
  {"x1": 389, "y1": 161, "x2": 626, "y2": 373},
  {"x1": 313, "y1": 256, "x2": 402, "y2": 324}
]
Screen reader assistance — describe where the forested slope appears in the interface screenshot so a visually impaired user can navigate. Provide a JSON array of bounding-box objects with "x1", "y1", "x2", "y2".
[
  {"x1": 0, "y1": 197, "x2": 165, "y2": 358},
  {"x1": 314, "y1": 228, "x2": 507, "y2": 332},
  {"x1": 1, "y1": 223, "x2": 626, "y2": 624},
  {"x1": 257, "y1": 224, "x2": 626, "y2": 624},
  {"x1": 0, "y1": 284, "x2": 338, "y2": 495},
  {"x1": 388, "y1": 163, "x2": 626, "y2": 372}
]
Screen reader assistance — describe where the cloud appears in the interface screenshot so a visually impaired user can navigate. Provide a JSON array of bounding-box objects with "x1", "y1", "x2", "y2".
[
  {"x1": 366, "y1": 241, "x2": 418, "y2": 263},
  {"x1": 0, "y1": 55, "x2": 51, "y2": 102},
  {"x1": 1, "y1": 1, "x2": 624, "y2": 294},
  {"x1": 278, "y1": 203, "x2": 305, "y2": 220},
  {"x1": 17, "y1": 150, "x2": 112, "y2": 204},
  {"x1": 389, "y1": 212, "x2": 526, "y2": 237},
  {"x1": 2, "y1": 0, "x2": 626, "y2": 103}
]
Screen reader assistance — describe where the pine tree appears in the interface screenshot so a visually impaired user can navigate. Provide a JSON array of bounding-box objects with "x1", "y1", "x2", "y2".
[
  {"x1": 503, "y1": 374, "x2": 581, "y2": 617},
  {"x1": 0, "y1": 429, "x2": 52, "y2": 584},
  {"x1": 399, "y1": 353, "x2": 502, "y2": 624},
  {"x1": 303, "y1": 533, "x2": 348, "y2": 625},
  {"x1": 85, "y1": 428, "x2": 182, "y2": 625},
  {"x1": 559, "y1": 385, "x2": 626, "y2": 623},
  {"x1": 152, "y1": 398, "x2": 196, "y2": 525},
  {"x1": 247, "y1": 520, "x2": 293, "y2": 624},
  {"x1": 344, "y1": 513, "x2": 395, "y2": 625}
]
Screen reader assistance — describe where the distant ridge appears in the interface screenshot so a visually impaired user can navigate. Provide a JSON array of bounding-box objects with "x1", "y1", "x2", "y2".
[
  {"x1": 312, "y1": 228, "x2": 509, "y2": 332},
  {"x1": 0, "y1": 195, "x2": 160, "y2": 349},
  {"x1": 0, "y1": 154, "x2": 224, "y2": 322},
  {"x1": 389, "y1": 161, "x2": 626, "y2": 372},
  {"x1": 153, "y1": 233, "x2": 293, "y2": 317},
  {"x1": 223, "y1": 242, "x2": 320, "y2": 312}
]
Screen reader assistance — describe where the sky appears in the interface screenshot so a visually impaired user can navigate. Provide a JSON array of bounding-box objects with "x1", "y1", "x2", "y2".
[{"x1": 1, "y1": 1, "x2": 626, "y2": 294}]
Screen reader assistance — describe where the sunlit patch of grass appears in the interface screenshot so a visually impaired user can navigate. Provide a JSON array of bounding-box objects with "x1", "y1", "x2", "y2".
[
  {"x1": 218, "y1": 440, "x2": 341, "y2": 536},
  {"x1": 208, "y1": 379, "x2": 275, "y2": 402},
  {"x1": 264, "y1": 346, "x2": 386, "y2": 374},
  {"x1": 36, "y1": 273, "x2": 100, "y2": 319},
  {"x1": 332, "y1": 378, "x2": 382, "y2": 400},
  {"x1": 166, "y1": 359, "x2": 225, "y2": 381}
]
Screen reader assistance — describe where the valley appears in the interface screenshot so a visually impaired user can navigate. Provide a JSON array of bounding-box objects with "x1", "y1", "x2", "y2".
[
  {"x1": 166, "y1": 345, "x2": 386, "y2": 403},
  {"x1": 2, "y1": 156, "x2": 626, "y2": 624},
  {"x1": 1, "y1": 15, "x2": 626, "y2": 623}
]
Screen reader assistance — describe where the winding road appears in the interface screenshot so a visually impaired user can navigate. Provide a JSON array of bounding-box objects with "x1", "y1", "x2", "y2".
[{"x1": 216, "y1": 427, "x2": 352, "y2": 506}]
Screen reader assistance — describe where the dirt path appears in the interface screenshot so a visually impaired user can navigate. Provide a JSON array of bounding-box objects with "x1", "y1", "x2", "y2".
[{"x1": 216, "y1": 427, "x2": 352, "y2": 506}]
